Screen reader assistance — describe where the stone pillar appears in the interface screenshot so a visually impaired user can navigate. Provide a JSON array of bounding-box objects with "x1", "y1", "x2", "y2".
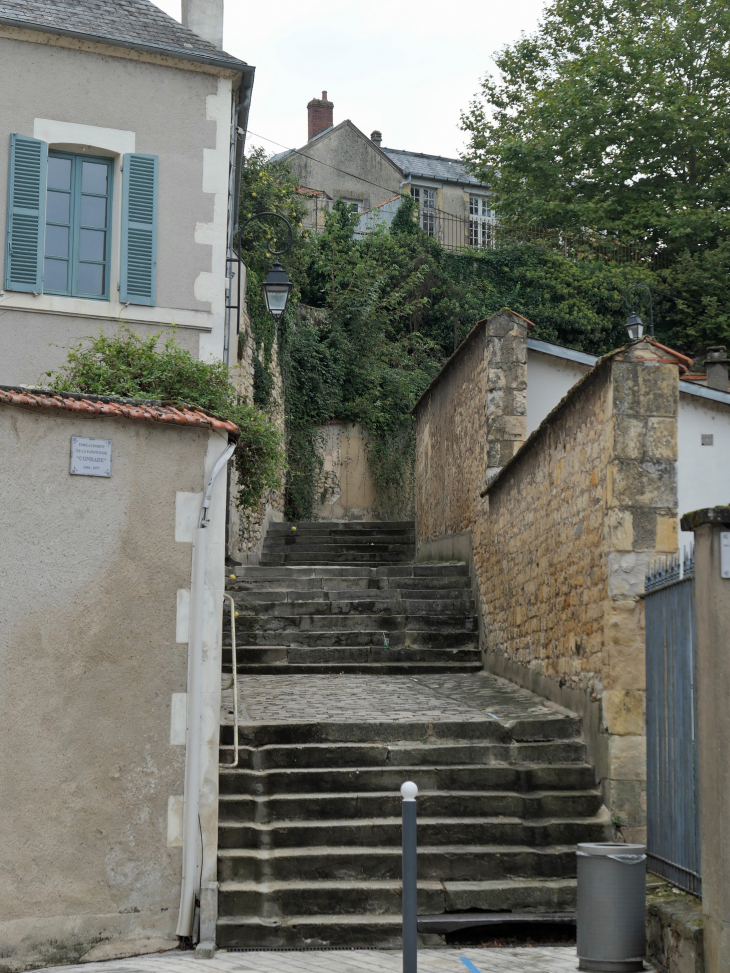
[
  {"x1": 681, "y1": 506, "x2": 730, "y2": 973},
  {"x1": 602, "y1": 342, "x2": 679, "y2": 842},
  {"x1": 485, "y1": 310, "x2": 528, "y2": 483}
]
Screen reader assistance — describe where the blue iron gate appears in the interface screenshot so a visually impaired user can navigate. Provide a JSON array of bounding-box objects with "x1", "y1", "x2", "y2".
[{"x1": 644, "y1": 551, "x2": 701, "y2": 896}]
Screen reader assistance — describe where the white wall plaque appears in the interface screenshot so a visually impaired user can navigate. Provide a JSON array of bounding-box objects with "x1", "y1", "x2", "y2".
[
  {"x1": 721, "y1": 532, "x2": 730, "y2": 579},
  {"x1": 70, "y1": 437, "x2": 112, "y2": 477}
]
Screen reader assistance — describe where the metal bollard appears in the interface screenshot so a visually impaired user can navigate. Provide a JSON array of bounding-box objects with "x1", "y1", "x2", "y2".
[{"x1": 401, "y1": 781, "x2": 418, "y2": 973}]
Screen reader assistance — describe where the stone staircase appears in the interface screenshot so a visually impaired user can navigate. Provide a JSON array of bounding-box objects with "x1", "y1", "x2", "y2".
[
  {"x1": 225, "y1": 521, "x2": 481, "y2": 675},
  {"x1": 217, "y1": 521, "x2": 610, "y2": 947}
]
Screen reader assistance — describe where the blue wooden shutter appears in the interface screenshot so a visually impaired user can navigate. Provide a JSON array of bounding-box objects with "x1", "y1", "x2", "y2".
[
  {"x1": 120, "y1": 153, "x2": 158, "y2": 305},
  {"x1": 4, "y1": 134, "x2": 48, "y2": 293}
]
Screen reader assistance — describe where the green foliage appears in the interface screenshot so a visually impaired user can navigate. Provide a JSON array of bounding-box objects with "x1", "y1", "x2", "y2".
[
  {"x1": 47, "y1": 328, "x2": 284, "y2": 519},
  {"x1": 237, "y1": 147, "x2": 309, "y2": 369},
  {"x1": 460, "y1": 0, "x2": 730, "y2": 350}
]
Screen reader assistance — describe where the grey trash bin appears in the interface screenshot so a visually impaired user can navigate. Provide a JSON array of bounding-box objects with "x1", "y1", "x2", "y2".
[{"x1": 577, "y1": 842, "x2": 646, "y2": 972}]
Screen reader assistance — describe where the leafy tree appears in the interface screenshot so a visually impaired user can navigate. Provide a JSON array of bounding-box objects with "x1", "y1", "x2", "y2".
[
  {"x1": 461, "y1": 0, "x2": 730, "y2": 254},
  {"x1": 47, "y1": 328, "x2": 284, "y2": 516}
]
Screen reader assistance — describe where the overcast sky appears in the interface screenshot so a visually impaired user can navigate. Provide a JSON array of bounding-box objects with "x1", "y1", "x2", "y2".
[{"x1": 155, "y1": 0, "x2": 546, "y2": 159}]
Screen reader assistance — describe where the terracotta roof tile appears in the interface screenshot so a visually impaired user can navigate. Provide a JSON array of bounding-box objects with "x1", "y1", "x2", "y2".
[{"x1": 0, "y1": 387, "x2": 239, "y2": 439}]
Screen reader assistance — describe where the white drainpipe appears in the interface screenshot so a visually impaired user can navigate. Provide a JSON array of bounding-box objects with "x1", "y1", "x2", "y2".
[{"x1": 176, "y1": 441, "x2": 236, "y2": 939}]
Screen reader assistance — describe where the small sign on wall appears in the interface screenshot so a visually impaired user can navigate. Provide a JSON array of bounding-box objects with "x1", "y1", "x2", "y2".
[
  {"x1": 721, "y1": 532, "x2": 730, "y2": 579},
  {"x1": 70, "y1": 436, "x2": 112, "y2": 477}
]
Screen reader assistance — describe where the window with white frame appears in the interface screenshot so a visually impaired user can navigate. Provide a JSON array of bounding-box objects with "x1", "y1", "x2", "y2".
[
  {"x1": 411, "y1": 187, "x2": 436, "y2": 237},
  {"x1": 469, "y1": 195, "x2": 496, "y2": 249},
  {"x1": 339, "y1": 199, "x2": 361, "y2": 214}
]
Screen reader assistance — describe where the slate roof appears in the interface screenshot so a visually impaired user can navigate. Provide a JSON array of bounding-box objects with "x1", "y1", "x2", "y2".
[
  {"x1": 0, "y1": 386, "x2": 239, "y2": 439},
  {"x1": 0, "y1": 0, "x2": 249, "y2": 72},
  {"x1": 381, "y1": 148, "x2": 482, "y2": 187}
]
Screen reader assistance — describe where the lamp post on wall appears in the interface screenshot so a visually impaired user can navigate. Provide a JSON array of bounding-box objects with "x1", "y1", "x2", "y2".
[
  {"x1": 624, "y1": 283, "x2": 654, "y2": 340},
  {"x1": 230, "y1": 212, "x2": 294, "y2": 332}
]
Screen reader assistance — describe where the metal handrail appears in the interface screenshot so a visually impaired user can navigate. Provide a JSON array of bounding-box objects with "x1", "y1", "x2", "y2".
[{"x1": 222, "y1": 593, "x2": 239, "y2": 768}]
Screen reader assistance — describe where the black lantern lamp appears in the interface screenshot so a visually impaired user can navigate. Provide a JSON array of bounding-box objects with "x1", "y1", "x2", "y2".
[
  {"x1": 262, "y1": 260, "x2": 293, "y2": 318},
  {"x1": 624, "y1": 283, "x2": 654, "y2": 341},
  {"x1": 236, "y1": 212, "x2": 294, "y2": 320}
]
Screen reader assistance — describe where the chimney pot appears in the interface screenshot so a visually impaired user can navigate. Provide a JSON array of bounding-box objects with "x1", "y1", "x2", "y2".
[
  {"x1": 181, "y1": 0, "x2": 223, "y2": 48},
  {"x1": 371, "y1": 130, "x2": 382, "y2": 147},
  {"x1": 705, "y1": 345, "x2": 729, "y2": 391},
  {"x1": 307, "y1": 90, "x2": 334, "y2": 141}
]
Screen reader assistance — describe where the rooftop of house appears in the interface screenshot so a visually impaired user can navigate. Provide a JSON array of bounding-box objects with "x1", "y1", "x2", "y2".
[
  {"x1": 0, "y1": 0, "x2": 249, "y2": 72},
  {"x1": 0, "y1": 386, "x2": 239, "y2": 439},
  {"x1": 381, "y1": 148, "x2": 483, "y2": 187}
]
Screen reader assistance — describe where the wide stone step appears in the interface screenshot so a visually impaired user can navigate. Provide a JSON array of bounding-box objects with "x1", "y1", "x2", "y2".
[
  {"x1": 217, "y1": 815, "x2": 609, "y2": 851},
  {"x1": 217, "y1": 876, "x2": 578, "y2": 919},
  {"x1": 230, "y1": 630, "x2": 477, "y2": 649},
  {"x1": 215, "y1": 914, "x2": 437, "y2": 949},
  {"x1": 224, "y1": 718, "x2": 583, "y2": 747},
  {"x1": 232, "y1": 563, "x2": 470, "y2": 581},
  {"x1": 219, "y1": 740, "x2": 586, "y2": 771},
  {"x1": 221, "y1": 661, "x2": 484, "y2": 676},
  {"x1": 228, "y1": 577, "x2": 472, "y2": 593},
  {"x1": 218, "y1": 789, "x2": 604, "y2": 824},
  {"x1": 260, "y1": 555, "x2": 415, "y2": 566},
  {"x1": 231, "y1": 588, "x2": 474, "y2": 604},
  {"x1": 268, "y1": 521, "x2": 415, "y2": 532},
  {"x1": 219, "y1": 761, "x2": 592, "y2": 797},
  {"x1": 233, "y1": 614, "x2": 477, "y2": 633},
  {"x1": 217, "y1": 842, "x2": 580, "y2": 883},
  {"x1": 228, "y1": 598, "x2": 474, "y2": 617},
  {"x1": 265, "y1": 536, "x2": 416, "y2": 549},
  {"x1": 222, "y1": 646, "x2": 481, "y2": 666}
]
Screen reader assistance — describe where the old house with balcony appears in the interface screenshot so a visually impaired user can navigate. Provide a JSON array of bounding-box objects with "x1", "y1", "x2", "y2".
[{"x1": 274, "y1": 92, "x2": 495, "y2": 248}]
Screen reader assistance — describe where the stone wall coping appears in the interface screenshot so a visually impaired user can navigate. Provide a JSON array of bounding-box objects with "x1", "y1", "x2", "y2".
[
  {"x1": 480, "y1": 338, "x2": 684, "y2": 498},
  {"x1": 411, "y1": 308, "x2": 535, "y2": 416},
  {"x1": 480, "y1": 354, "x2": 612, "y2": 497},
  {"x1": 680, "y1": 506, "x2": 730, "y2": 531}
]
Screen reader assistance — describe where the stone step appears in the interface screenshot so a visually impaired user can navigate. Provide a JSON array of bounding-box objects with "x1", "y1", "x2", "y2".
[
  {"x1": 222, "y1": 646, "x2": 481, "y2": 666},
  {"x1": 268, "y1": 521, "x2": 415, "y2": 532},
  {"x1": 217, "y1": 876, "x2": 578, "y2": 920},
  {"x1": 218, "y1": 741, "x2": 586, "y2": 771},
  {"x1": 229, "y1": 631, "x2": 478, "y2": 651},
  {"x1": 215, "y1": 913, "x2": 439, "y2": 949},
  {"x1": 217, "y1": 815, "x2": 609, "y2": 852},
  {"x1": 232, "y1": 563, "x2": 470, "y2": 581},
  {"x1": 218, "y1": 790, "x2": 603, "y2": 824},
  {"x1": 219, "y1": 761, "x2": 591, "y2": 797},
  {"x1": 259, "y1": 555, "x2": 415, "y2": 566},
  {"x1": 233, "y1": 614, "x2": 477, "y2": 633},
  {"x1": 264, "y1": 536, "x2": 416, "y2": 549},
  {"x1": 228, "y1": 598, "x2": 474, "y2": 618},
  {"x1": 223, "y1": 718, "x2": 583, "y2": 747},
  {"x1": 231, "y1": 588, "x2": 474, "y2": 603},
  {"x1": 221, "y1": 661, "x2": 484, "y2": 676},
  {"x1": 228, "y1": 577, "x2": 472, "y2": 592},
  {"x1": 217, "y1": 842, "x2": 581, "y2": 883}
]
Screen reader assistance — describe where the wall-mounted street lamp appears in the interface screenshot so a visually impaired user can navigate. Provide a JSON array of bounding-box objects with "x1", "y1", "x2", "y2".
[
  {"x1": 624, "y1": 283, "x2": 654, "y2": 341},
  {"x1": 233, "y1": 212, "x2": 294, "y2": 322}
]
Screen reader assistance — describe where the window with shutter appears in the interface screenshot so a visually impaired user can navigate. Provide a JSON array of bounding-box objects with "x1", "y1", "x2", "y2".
[
  {"x1": 4, "y1": 134, "x2": 48, "y2": 293},
  {"x1": 120, "y1": 153, "x2": 158, "y2": 306}
]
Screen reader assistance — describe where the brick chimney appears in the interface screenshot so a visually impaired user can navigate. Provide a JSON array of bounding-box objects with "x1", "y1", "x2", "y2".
[
  {"x1": 308, "y1": 91, "x2": 334, "y2": 141},
  {"x1": 181, "y1": 0, "x2": 223, "y2": 48},
  {"x1": 705, "y1": 346, "x2": 729, "y2": 391},
  {"x1": 371, "y1": 130, "x2": 382, "y2": 147}
]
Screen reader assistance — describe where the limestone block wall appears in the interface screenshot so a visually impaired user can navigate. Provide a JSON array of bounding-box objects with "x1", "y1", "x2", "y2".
[
  {"x1": 414, "y1": 326, "x2": 681, "y2": 841},
  {"x1": 481, "y1": 345, "x2": 678, "y2": 840},
  {"x1": 415, "y1": 310, "x2": 530, "y2": 543}
]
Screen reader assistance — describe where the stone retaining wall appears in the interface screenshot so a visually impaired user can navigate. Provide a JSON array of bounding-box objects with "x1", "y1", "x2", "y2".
[{"x1": 413, "y1": 313, "x2": 681, "y2": 839}]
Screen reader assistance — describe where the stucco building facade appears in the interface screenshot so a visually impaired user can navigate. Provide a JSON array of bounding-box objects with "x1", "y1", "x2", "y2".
[{"x1": 0, "y1": 0, "x2": 254, "y2": 385}]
